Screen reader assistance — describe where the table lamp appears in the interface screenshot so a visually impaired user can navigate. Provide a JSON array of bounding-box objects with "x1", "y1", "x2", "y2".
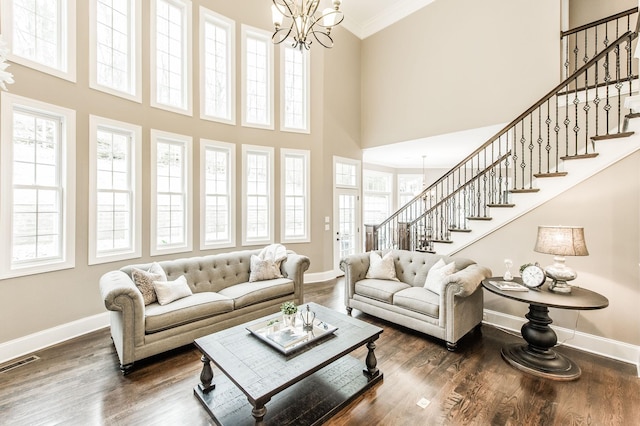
[{"x1": 533, "y1": 225, "x2": 589, "y2": 294}]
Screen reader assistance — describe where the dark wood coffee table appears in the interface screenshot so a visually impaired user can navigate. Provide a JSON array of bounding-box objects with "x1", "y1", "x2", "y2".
[
  {"x1": 193, "y1": 302, "x2": 383, "y2": 425},
  {"x1": 482, "y1": 277, "x2": 608, "y2": 381}
]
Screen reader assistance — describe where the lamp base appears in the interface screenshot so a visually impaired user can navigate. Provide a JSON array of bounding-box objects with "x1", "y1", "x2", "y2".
[{"x1": 548, "y1": 279, "x2": 572, "y2": 294}]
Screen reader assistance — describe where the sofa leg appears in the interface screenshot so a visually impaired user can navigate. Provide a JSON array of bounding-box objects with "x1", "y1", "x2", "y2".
[
  {"x1": 346, "y1": 307, "x2": 353, "y2": 316},
  {"x1": 120, "y1": 363, "x2": 134, "y2": 375},
  {"x1": 446, "y1": 341, "x2": 457, "y2": 352},
  {"x1": 475, "y1": 323, "x2": 483, "y2": 335}
]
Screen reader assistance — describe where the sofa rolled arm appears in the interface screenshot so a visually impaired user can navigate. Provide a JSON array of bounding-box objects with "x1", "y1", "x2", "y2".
[
  {"x1": 100, "y1": 270, "x2": 145, "y2": 312},
  {"x1": 444, "y1": 264, "x2": 493, "y2": 297},
  {"x1": 281, "y1": 253, "x2": 311, "y2": 305},
  {"x1": 339, "y1": 252, "x2": 372, "y2": 301}
]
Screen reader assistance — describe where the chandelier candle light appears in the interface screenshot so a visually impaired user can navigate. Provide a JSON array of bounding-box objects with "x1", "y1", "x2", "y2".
[
  {"x1": 533, "y1": 225, "x2": 589, "y2": 294},
  {"x1": 271, "y1": 0, "x2": 344, "y2": 50}
]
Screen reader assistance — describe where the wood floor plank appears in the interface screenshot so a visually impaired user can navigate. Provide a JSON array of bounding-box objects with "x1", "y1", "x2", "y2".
[{"x1": 0, "y1": 278, "x2": 638, "y2": 425}]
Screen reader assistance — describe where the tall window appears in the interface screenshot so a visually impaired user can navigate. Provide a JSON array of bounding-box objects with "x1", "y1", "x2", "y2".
[
  {"x1": 90, "y1": 0, "x2": 141, "y2": 101},
  {"x1": 2, "y1": 0, "x2": 77, "y2": 81},
  {"x1": 88, "y1": 116, "x2": 141, "y2": 265},
  {"x1": 201, "y1": 140, "x2": 235, "y2": 249},
  {"x1": 398, "y1": 174, "x2": 423, "y2": 207},
  {"x1": 151, "y1": 0, "x2": 192, "y2": 115},
  {"x1": 241, "y1": 25, "x2": 273, "y2": 129},
  {"x1": 242, "y1": 145, "x2": 274, "y2": 245},
  {"x1": 281, "y1": 45, "x2": 310, "y2": 133},
  {"x1": 0, "y1": 93, "x2": 76, "y2": 279},
  {"x1": 281, "y1": 149, "x2": 310, "y2": 243},
  {"x1": 150, "y1": 130, "x2": 192, "y2": 256},
  {"x1": 363, "y1": 170, "x2": 393, "y2": 225},
  {"x1": 200, "y1": 7, "x2": 235, "y2": 124}
]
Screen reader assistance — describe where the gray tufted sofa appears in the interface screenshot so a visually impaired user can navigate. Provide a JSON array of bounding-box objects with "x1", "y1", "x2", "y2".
[
  {"x1": 99, "y1": 249, "x2": 310, "y2": 373},
  {"x1": 340, "y1": 249, "x2": 491, "y2": 351}
]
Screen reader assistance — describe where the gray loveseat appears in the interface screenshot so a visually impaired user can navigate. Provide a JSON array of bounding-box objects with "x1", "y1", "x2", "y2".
[
  {"x1": 99, "y1": 249, "x2": 310, "y2": 373},
  {"x1": 340, "y1": 249, "x2": 491, "y2": 351}
]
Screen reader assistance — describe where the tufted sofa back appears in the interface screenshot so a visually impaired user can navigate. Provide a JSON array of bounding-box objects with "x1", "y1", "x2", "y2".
[
  {"x1": 121, "y1": 249, "x2": 264, "y2": 293},
  {"x1": 387, "y1": 249, "x2": 477, "y2": 287}
]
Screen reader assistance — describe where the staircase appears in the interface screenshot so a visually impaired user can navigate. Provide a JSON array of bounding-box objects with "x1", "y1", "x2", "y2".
[{"x1": 370, "y1": 8, "x2": 640, "y2": 256}]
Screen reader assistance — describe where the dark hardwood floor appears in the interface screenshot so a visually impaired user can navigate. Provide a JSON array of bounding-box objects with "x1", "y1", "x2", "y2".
[{"x1": 1, "y1": 279, "x2": 638, "y2": 425}]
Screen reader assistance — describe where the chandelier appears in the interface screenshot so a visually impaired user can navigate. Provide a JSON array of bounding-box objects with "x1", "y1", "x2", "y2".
[{"x1": 271, "y1": 0, "x2": 344, "y2": 50}]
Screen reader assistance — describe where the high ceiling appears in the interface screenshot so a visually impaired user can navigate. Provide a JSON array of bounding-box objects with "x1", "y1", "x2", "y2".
[{"x1": 340, "y1": 0, "x2": 436, "y2": 39}]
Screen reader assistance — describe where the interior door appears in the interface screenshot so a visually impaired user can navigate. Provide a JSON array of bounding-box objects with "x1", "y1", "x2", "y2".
[{"x1": 333, "y1": 188, "x2": 360, "y2": 272}]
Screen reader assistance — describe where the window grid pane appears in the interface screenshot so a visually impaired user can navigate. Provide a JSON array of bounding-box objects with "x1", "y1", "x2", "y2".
[
  {"x1": 335, "y1": 162, "x2": 357, "y2": 187},
  {"x1": 155, "y1": 0, "x2": 185, "y2": 109},
  {"x1": 96, "y1": 127, "x2": 134, "y2": 254},
  {"x1": 245, "y1": 36, "x2": 268, "y2": 125},
  {"x1": 13, "y1": 0, "x2": 61, "y2": 69},
  {"x1": 363, "y1": 170, "x2": 392, "y2": 226},
  {"x1": 283, "y1": 46, "x2": 306, "y2": 130},
  {"x1": 284, "y1": 154, "x2": 306, "y2": 238},
  {"x1": 96, "y1": 0, "x2": 133, "y2": 94},
  {"x1": 204, "y1": 19, "x2": 231, "y2": 120},
  {"x1": 11, "y1": 109, "x2": 63, "y2": 264},
  {"x1": 156, "y1": 141, "x2": 185, "y2": 247},
  {"x1": 246, "y1": 151, "x2": 269, "y2": 239},
  {"x1": 204, "y1": 147, "x2": 230, "y2": 243}
]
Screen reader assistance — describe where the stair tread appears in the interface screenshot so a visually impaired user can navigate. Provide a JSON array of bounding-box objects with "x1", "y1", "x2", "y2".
[
  {"x1": 626, "y1": 113, "x2": 640, "y2": 119},
  {"x1": 432, "y1": 239, "x2": 453, "y2": 244},
  {"x1": 487, "y1": 203, "x2": 516, "y2": 207},
  {"x1": 449, "y1": 228, "x2": 472, "y2": 232},
  {"x1": 467, "y1": 216, "x2": 492, "y2": 221},
  {"x1": 561, "y1": 153, "x2": 599, "y2": 160},
  {"x1": 591, "y1": 132, "x2": 634, "y2": 141},
  {"x1": 534, "y1": 172, "x2": 568, "y2": 178},
  {"x1": 510, "y1": 188, "x2": 540, "y2": 193}
]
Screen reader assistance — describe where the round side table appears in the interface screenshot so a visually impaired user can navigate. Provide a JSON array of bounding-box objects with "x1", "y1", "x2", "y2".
[{"x1": 482, "y1": 277, "x2": 608, "y2": 381}]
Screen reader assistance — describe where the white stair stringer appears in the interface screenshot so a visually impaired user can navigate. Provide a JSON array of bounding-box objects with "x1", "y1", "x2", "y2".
[{"x1": 435, "y1": 120, "x2": 640, "y2": 256}]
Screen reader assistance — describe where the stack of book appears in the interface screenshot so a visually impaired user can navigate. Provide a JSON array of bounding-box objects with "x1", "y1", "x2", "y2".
[{"x1": 488, "y1": 280, "x2": 528, "y2": 292}]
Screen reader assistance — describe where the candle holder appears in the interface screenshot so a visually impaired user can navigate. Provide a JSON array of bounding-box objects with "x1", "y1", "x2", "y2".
[{"x1": 300, "y1": 304, "x2": 316, "y2": 331}]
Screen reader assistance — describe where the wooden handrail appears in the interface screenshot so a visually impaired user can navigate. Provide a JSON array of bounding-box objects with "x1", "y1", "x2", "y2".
[
  {"x1": 561, "y1": 7, "x2": 637, "y2": 37},
  {"x1": 375, "y1": 30, "x2": 635, "y2": 232}
]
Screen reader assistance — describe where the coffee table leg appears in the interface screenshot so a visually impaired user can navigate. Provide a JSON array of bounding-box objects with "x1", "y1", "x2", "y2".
[
  {"x1": 363, "y1": 338, "x2": 380, "y2": 379},
  {"x1": 198, "y1": 354, "x2": 216, "y2": 393},
  {"x1": 251, "y1": 404, "x2": 267, "y2": 425}
]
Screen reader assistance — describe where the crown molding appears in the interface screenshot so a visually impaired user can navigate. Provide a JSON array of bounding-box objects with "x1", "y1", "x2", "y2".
[{"x1": 342, "y1": 0, "x2": 437, "y2": 40}]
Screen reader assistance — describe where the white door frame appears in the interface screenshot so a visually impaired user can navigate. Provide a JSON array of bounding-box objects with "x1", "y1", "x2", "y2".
[{"x1": 332, "y1": 156, "x2": 362, "y2": 273}]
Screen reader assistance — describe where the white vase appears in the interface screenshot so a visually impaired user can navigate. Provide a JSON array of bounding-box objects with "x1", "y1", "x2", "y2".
[{"x1": 283, "y1": 313, "x2": 296, "y2": 327}]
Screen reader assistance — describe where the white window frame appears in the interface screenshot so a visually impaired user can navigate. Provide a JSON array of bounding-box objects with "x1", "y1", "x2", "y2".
[
  {"x1": 199, "y1": 7, "x2": 235, "y2": 125},
  {"x1": 89, "y1": 0, "x2": 142, "y2": 102},
  {"x1": 1, "y1": 0, "x2": 77, "y2": 82},
  {"x1": 88, "y1": 115, "x2": 142, "y2": 265},
  {"x1": 0, "y1": 92, "x2": 76, "y2": 279},
  {"x1": 242, "y1": 144, "x2": 274, "y2": 246},
  {"x1": 241, "y1": 25, "x2": 274, "y2": 130},
  {"x1": 150, "y1": 0, "x2": 193, "y2": 115},
  {"x1": 150, "y1": 129, "x2": 193, "y2": 256},
  {"x1": 334, "y1": 156, "x2": 361, "y2": 189},
  {"x1": 281, "y1": 149, "x2": 310, "y2": 243},
  {"x1": 397, "y1": 173, "x2": 423, "y2": 207},
  {"x1": 200, "y1": 139, "x2": 236, "y2": 250},
  {"x1": 280, "y1": 45, "x2": 310, "y2": 133}
]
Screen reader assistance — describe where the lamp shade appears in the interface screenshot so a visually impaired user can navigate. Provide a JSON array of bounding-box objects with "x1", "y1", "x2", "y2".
[{"x1": 534, "y1": 226, "x2": 589, "y2": 256}]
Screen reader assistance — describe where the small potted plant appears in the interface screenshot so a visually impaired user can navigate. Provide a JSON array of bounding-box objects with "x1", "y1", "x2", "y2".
[{"x1": 280, "y1": 301, "x2": 298, "y2": 327}]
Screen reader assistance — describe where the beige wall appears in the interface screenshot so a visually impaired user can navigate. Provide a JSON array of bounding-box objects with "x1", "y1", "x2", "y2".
[
  {"x1": 569, "y1": 0, "x2": 637, "y2": 27},
  {"x1": 0, "y1": 0, "x2": 360, "y2": 343},
  {"x1": 360, "y1": 0, "x2": 562, "y2": 148},
  {"x1": 457, "y1": 151, "x2": 640, "y2": 345}
]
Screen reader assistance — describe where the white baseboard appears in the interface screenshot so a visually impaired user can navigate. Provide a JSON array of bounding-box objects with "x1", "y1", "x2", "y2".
[
  {"x1": 304, "y1": 270, "x2": 338, "y2": 284},
  {"x1": 483, "y1": 309, "x2": 640, "y2": 377},
  {"x1": 0, "y1": 312, "x2": 110, "y2": 365}
]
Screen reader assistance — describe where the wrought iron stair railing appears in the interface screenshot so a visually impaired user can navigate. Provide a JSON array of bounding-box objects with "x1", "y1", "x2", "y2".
[{"x1": 371, "y1": 12, "x2": 638, "y2": 253}]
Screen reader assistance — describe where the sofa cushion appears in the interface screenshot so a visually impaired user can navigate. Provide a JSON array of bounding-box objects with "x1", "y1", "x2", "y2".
[
  {"x1": 131, "y1": 269, "x2": 163, "y2": 305},
  {"x1": 249, "y1": 255, "x2": 282, "y2": 282},
  {"x1": 218, "y1": 278, "x2": 294, "y2": 309},
  {"x1": 354, "y1": 279, "x2": 411, "y2": 303},
  {"x1": 424, "y1": 259, "x2": 456, "y2": 295},
  {"x1": 393, "y1": 287, "x2": 440, "y2": 318},
  {"x1": 365, "y1": 251, "x2": 399, "y2": 281},
  {"x1": 153, "y1": 275, "x2": 193, "y2": 305},
  {"x1": 145, "y1": 292, "x2": 234, "y2": 333}
]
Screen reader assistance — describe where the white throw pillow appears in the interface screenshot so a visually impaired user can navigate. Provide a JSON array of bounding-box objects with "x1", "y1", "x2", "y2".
[
  {"x1": 249, "y1": 255, "x2": 280, "y2": 282},
  {"x1": 148, "y1": 262, "x2": 167, "y2": 282},
  {"x1": 153, "y1": 275, "x2": 193, "y2": 305},
  {"x1": 424, "y1": 259, "x2": 456, "y2": 295},
  {"x1": 365, "y1": 252, "x2": 399, "y2": 281}
]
